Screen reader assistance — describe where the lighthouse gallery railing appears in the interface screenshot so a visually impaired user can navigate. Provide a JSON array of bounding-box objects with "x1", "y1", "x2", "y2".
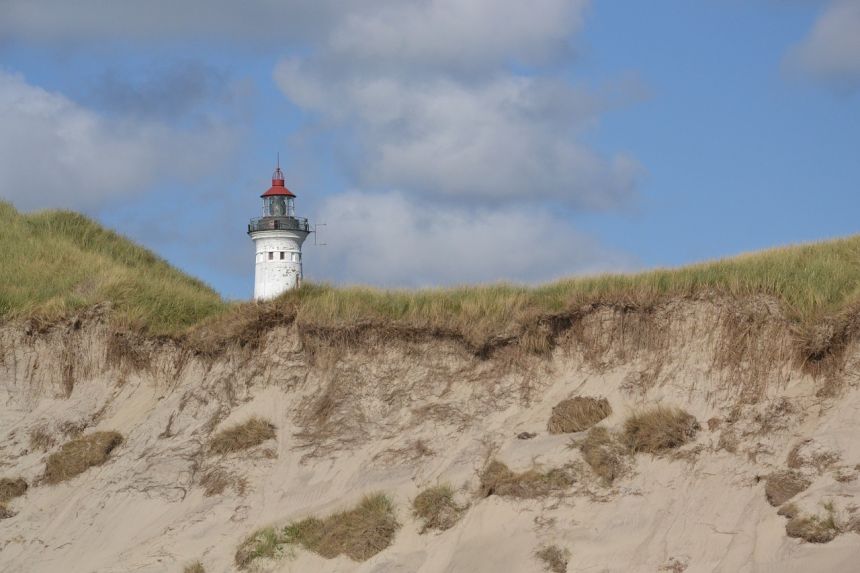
[{"x1": 248, "y1": 216, "x2": 310, "y2": 234}]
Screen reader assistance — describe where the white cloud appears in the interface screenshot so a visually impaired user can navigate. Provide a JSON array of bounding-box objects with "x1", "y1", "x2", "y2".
[
  {"x1": 325, "y1": 0, "x2": 586, "y2": 74},
  {"x1": 0, "y1": 70, "x2": 237, "y2": 211},
  {"x1": 276, "y1": 66, "x2": 640, "y2": 208},
  {"x1": 274, "y1": 0, "x2": 642, "y2": 209},
  {"x1": 311, "y1": 191, "x2": 633, "y2": 286},
  {"x1": 788, "y1": 0, "x2": 860, "y2": 87}
]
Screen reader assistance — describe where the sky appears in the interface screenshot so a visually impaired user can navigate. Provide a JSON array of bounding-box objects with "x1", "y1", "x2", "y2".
[{"x1": 0, "y1": 0, "x2": 858, "y2": 299}]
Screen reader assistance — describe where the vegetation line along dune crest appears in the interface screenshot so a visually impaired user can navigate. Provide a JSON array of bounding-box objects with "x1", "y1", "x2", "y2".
[{"x1": 4, "y1": 201, "x2": 860, "y2": 362}]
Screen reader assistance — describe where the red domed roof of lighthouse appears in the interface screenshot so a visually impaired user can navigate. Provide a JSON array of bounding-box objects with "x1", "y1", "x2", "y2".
[{"x1": 261, "y1": 165, "x2": 296, "y2": 198}]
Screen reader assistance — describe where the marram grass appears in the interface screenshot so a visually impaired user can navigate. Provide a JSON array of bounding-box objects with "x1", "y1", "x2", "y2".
[
  {"x1": 3, "y1": 200, "x2": 860, "y2": 338},
  {"x1": 0, "y1": 201, "x2": 227, "y2": 335}
]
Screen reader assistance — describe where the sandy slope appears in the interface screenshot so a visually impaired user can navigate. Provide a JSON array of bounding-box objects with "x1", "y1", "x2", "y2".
[{"x1": 1, "y1": 299, "x2": 859, "y2": 573}]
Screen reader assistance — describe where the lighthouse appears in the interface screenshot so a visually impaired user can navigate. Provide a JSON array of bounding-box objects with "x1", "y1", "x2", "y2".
[{"x1": 248, "y1": 162, "x2": 310, "y2": 300}]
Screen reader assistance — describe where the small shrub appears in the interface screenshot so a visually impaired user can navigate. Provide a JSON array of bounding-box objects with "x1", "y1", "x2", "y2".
[
  {"x1": 29, "y1": 426, "x2": 54, "y2": 451},
  {"x1": 536, "y1": 544, "x2": 569, "y2": 573},
  {"x1": 0, "y1": 504, "x2": 15, "y2": 519},
  {"x1": 623, "y1": 406, "x2": 699, "y2": 453},
  {"x1": 182, "y1": 562, "x2": 205, "y2": 573},
  {"x1": 235, "y1": 527, "x2": 283, "y2": 569},
  {"x1": 284, "y1": 493, "x2": 399, "y2": 561},
  {"x1": 764, "y1": 470, "x2": 811, "y2": 507},
  {"x1": 480, "y1": 460, "x2": 574, "y2": 499},
  {"x1": 0, "y1": 478, "x2": 28, "y2": 503},
  {"x1": 209, "y1": 417, "x2": 276, "y2": 455},
  {"x1": 43, "y1": 431, "x2": 123, "y2": 484},
  {"x1": 785, "y1": 515, "x2": 838, "y2": 543},
  {"x1": 579, "y1": 427, "x2": 629, "y2": 485},
  {"x1": 413, "y1": 484, "x2": 466, "y2": 533},
  {"x1": 547, "y1": 397, "x2": 611, "y2": 434}
]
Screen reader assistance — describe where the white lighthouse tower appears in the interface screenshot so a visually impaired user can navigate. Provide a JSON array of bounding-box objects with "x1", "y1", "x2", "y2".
[{"x1": 248, "y1": 161, "x2": 310, "y2": 300}]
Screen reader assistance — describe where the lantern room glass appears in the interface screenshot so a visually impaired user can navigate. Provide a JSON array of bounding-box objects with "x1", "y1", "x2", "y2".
[{"x1": 264, "y1": 196, "x2": 295, "y2": 217}]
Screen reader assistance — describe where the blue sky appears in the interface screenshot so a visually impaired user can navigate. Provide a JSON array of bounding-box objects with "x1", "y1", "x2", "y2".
[{"x1": 1, "y1": 0, "x2": 858, "y2": 299}]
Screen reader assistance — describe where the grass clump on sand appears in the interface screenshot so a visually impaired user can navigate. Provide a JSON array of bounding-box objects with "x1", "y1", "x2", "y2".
[
  {"x1": 777, "y1": 502, "x2": 799, "y2": 519},
  {"x1": 623, "y1": 406, "x2": 699, "y2": 454},
  {"x1": 209, "y1": 417, "x2": 276, "y2": 455},
  {"x1": 283, "y1": 494, "x2": 399, "y2": 561},
  {"x1": 578, "y1": 427, "x2": 629, "y2": 485},
  {"x1": 547, "y1": 397, "x2": 611, "y2": 434},
  {"x1": 0, "y1": 202, "x2": 227, "y2": 336},
  {"x1": 43, "y1": 431, "x2": 123, "y2": 484},
  {"x1": 480, "y1": 460, "x2": 575, "y2": 499},
  {"x1": 235, "y1": 527, "x2": 284, "y2": 569},
  {"x1": 413, "y1": 484, "x2": 466, "y2": 533},
  {"x1": 29, "y1": 426, "x2": 54, "y2": 451},
  {"x1": 536, "y1": 544, "x2": 570, "y2": 573},
  {"x1": 764, "y1": 470, "x2": 812, "y2": 506},
  {"x1": 182, "y1": 562, "x2": 205, "y2": 573},
  {"x1": 785, "y1": 514, "x2": 838, "y2": 543},
  {"x1": 0, "y1": 478, "x2": 28, "y2": 503},
  {"x1": 235, "y1": 494, "x2": 399, "y2": 569}
]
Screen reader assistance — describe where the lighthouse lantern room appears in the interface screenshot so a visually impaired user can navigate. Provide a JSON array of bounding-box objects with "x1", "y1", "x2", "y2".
[{"x1": 248, "y1": 161, "x2": 310, "y2": 300}]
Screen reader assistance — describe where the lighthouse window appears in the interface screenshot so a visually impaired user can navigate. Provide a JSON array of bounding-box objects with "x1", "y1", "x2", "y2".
[
  {"x1": 268, "y1": 252, "x2": 273, "y2": 260},
  {"x1": 280, "y1": 252, "x2": 285, "y2": 260}
]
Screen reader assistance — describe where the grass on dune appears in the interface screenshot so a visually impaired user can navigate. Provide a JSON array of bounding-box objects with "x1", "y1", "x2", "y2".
[
  {"x1": 0, "y1": 201, "x2": 227, "y2": 335},
  {"x1": 4, "y1": 199, "x2": 860, "y2": 339},
  {"x1": 282, "y1": 234, "x2": 860, "y2": 328}
]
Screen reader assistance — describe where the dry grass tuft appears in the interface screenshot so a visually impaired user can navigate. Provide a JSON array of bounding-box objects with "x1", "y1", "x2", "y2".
[
  {"x1": 0, "y1": 478, "x2": 28, "y2": 503},
  {"x1": 785, "y1": 514, "x2": 838, "y2": 543},
  {"x1": 182, "y1": 561, "x2": 205, "y2": 573},
  {"x1": 777, "y1": 502, "x2": 799, "y2": 519},
  {"x1": 480, "y1": 460, "x2": 575, "y2": 499},
  {"x1": 578, "y1": 426, "x2": 629, "y2": 485},
  {"x1": 764, "y1": 470, "x2": 812, "y2": 507},
  {"x1": 283, "y1": 493, "x2": 399, "y2": 561},
  {"x1": 847, "y1": 513, "x2": 860, "y2": 534},
  {"x1": 786, "y1": 439, "x2": 840, "y2": 473},
  {"x1": 209, "y1": 417, "x2": 276, "y2": 455},
  {"x1": 28, "y1": 426, "x2": 54, "y2": 451},
  {"x1": 413, "y1": 484, "x2": 466, "y2": 533},
  {"x1": 43, "y1": 431, "x2": 123, "y2": 484},
  {"x1": 0, "y1": 504, "x2": 15, "y2": 519},
  {"x1": 623, "y1": 406, "x2": 699, "y2": 454},
  {"x1": 236, "y1": 494, "x2": 399, "y2": 568},
  {"x1": 200, "y1": 468, "x2": 232, "y2": 497},
  {"x1": 535, "y1": 544, "x2": 569, "y2": 573},
  {"x1": 547, "y1": 397, "x2": 612, "y2": 434},
  {"x1": 717, "y1": 429, "x2": 739, "y2": 453}
]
